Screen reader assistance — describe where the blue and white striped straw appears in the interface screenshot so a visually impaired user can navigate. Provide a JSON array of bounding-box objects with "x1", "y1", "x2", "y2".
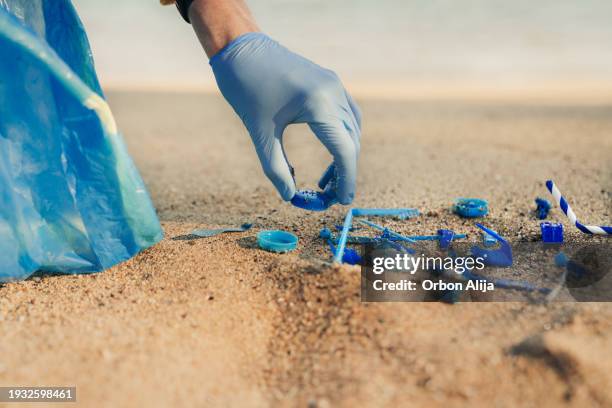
[{"x1": 546, "y1": 180, "x2": 612, "y2": 235}]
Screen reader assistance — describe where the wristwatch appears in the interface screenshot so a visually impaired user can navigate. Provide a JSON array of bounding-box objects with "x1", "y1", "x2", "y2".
[{"x1": 175, "y1": 0, "x2": 195, "y2": 23}]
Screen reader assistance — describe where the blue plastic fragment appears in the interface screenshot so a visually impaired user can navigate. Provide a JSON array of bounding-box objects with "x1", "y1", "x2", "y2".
[
  {"x1": 320, "y1": 228, "x2": 361, "y2": 264},
  {"x1": 454, "y1": 198, "x2": 489, "y2": 218},
  {"x1": 291, "y1": 189, "x2": 338, "y2": 211},
  {"x1": 327, "y1": 240, "x2": 361, "y2": 265},
  {"x1": 535, "y1": 197, "x2": 552, "y2": 220},
  {"x1": 554, "y1": 252, "x2": 569, "y2": 267},
  {"x1": 257, "y1": 230, "x2": 298, "y2": 253},
  {"x1": 191, "y1": 223, "x2": 252, "y2": 238},
  {"x1": 482, "y1": 230, "x2": 498, "y2": 247},
  {"x1": 319, "y1": 228, "x2": 333, "y2": 240},
  {"x1": 437, "y1": 229, "x2": 455, "y2": 250},
  {"x1": 541, "y1": 222, "x2": 563, "y2": 243},
  {"x1": 470, "y1": 224, "x2": 513, "y2": 267}
]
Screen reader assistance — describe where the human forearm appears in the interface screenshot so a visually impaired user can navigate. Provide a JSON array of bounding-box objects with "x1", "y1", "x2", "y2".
[{"x1": 188, "y1": 0, "x2": 259, "y2": 57}]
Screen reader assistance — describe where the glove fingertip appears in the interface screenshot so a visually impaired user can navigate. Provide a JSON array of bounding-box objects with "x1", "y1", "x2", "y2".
[
  {"x1": 337, "y1": 191, "x2": 355, "y2": 205},
  {"x1": 277, "y1": 182, "x2": 296, "y2": 202}
]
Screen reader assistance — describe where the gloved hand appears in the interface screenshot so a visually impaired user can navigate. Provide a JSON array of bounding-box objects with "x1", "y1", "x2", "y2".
[{"x1": 210, "y1": 32, "x2": 361, "y2": 204}]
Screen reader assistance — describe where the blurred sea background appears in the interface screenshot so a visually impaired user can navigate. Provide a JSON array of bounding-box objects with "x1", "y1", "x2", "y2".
[{"x1": 73, "y1": 0, "x2": 612, "y2": 100}]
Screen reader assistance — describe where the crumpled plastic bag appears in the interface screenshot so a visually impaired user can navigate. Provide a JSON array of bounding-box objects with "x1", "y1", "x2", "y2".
[{"x1": 0, "y1": 0, "x2": 163, "y2": 282}]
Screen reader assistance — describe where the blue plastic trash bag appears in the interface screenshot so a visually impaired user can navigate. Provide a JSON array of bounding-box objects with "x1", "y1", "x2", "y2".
[{"x1": 0, "y1": 0, "x2": 163, "y2": 282}]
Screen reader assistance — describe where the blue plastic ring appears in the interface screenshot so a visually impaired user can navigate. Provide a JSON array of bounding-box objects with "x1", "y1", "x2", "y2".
[
  {"x1": 257, "y1": 230, "x2": 298, "y2": 253},
  {"x1": 453, "y1": 198, "x2": 489, "y2": 218}
]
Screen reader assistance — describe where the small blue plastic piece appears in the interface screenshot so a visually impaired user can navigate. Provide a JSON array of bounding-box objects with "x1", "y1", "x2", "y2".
[
  {"x1": 291, "y1": 189, "x2": 338, "y2": 211},
  {"x1": 257, "y1": 230, "x2": 298, "y2": 253},
  {"x1": 554, "y1": 252, "x2": 569, "y2": 267},
  {"x1": 470, "y1": 224, "x2": 513, "y2": 267},
  {"x1": 321, "y1": 228, "x2": 361, "y2": 264},
  {"x1": 437, "y1": 229, "x2": 455, "y2": 250},
  {"x1": 359, "y1": 220, "x2": 417, "y2": 243},
  {"x1": 191, "y1": 223, "x2": 252, "y2": 238},
  {"x1": 482, "y1": 230, "x2": 498, "y2": 247},
  {"x1": 319, "y1": 228, "x2": 333, "y2": 240},
  {"x1": 454, "y1": 198, "x2": 489, "y2": 218},
  {"x1": 535, "y1": 197, "x2": 552, "y2": 220},
  {"x1": 327, "y1": 240, "x2": 361, "y2": 265},
  {"x1": 541, "y1": 222, "x2": 563, "y2": 243},
  {"x1": 333, "y1": 208, "x2": 421, "y2": 263}
]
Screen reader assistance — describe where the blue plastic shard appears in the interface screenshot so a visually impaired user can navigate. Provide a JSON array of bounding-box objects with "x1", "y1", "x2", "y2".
[
  {"x1": 191, "y1": 223, "x2": 252, "y2": 238},
  {"x1": 470, "y1": 224, "x2": 513, "y2": 267},
  {"x1": 541, "y1": 222, "x2": 563, "y2": 243},
  {"x1": 319, "y1": 228, "x2": 333, "y2": 240},
  {"x1": 0, "y1": 1, "x2": 162, "y2": 282},
  {"x1": 535, "y1": 197, "x2": 552, "y2": 220},
  {"x1": 437, "y1": 229, "x2": 455, "y2": 250},
  {"x1": 327, "y1": 239, "x2": 361, "y2": 265},
  {"x1": 482, "y1": 230, "x2": 498, "y2": 247},
  {"x1": 454, "y1": 198, "x2": 489, "y2": 218},
  {"x1": 257, "y1": 230, "x2": 298, "y2": 253}
]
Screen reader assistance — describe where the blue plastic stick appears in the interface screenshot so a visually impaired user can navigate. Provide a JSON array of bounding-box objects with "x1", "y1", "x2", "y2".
[
  {"x1": 357, "y1": 219, "x2": 417, "y2": 243},
  {"x1": 334, "y1": 208, "x2": 355, "y2": 263},
  {"x1": 405, "y1": 233, "x2": 467, "y2": 241},
  {"x1": 352, "y1": 208, "x2": 419, "y2": 219}
]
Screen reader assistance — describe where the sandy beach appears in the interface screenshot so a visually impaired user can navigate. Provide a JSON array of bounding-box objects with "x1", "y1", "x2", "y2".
[{"x1": 1, "y1": 91, "x2": 611, "y2": 407}]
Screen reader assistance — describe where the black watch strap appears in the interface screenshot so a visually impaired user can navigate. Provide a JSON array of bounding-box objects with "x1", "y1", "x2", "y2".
[{"x1": 175, "y1": 0, "x2": 195, "y2": 23}]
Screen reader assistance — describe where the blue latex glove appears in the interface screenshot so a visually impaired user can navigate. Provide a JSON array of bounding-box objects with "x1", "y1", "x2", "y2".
[{"x1": 210, "y1": 32, "x2": 361, "y2": 204}]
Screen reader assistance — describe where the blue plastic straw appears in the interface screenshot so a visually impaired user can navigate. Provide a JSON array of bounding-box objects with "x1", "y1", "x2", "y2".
[
  {"x1": 357, "y1": 219, "x2": 417, "y2": 243},
  {"x1": 352, "y1": 208, "x2": 419, "y2": 219},
  {"x1": 334, "y1": 208, "x2": 355, "y2": 263}
]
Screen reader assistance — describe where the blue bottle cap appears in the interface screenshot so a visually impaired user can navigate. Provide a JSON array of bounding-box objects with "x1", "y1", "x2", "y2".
[
  {"x1": 453, "y1": 198, "x2": 489, "y2": 218},
  {"x1": 257, "y1": 230, "x2": 299, "y2": 253}
]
